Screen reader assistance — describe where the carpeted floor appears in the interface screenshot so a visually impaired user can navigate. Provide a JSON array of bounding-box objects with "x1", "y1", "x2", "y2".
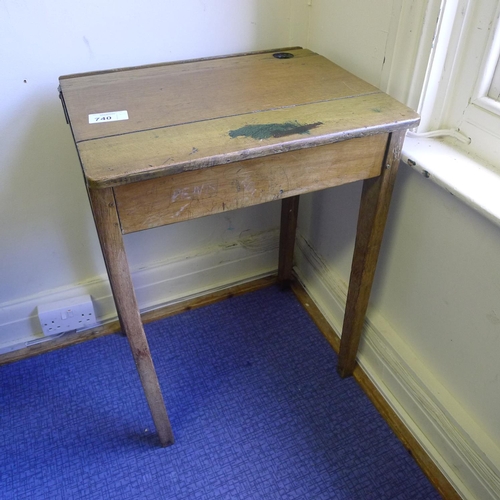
[{"x1": 1, "y1": 286, "x2": 440, "y2": 499}]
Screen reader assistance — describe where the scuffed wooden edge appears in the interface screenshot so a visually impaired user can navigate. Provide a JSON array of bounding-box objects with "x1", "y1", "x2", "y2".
[
  {"x1": 86, "y1": 120, "x2": 419, "y2": 189},
  {"x1": 59, "y1": 47, "x2": 305, "y2": 81}
]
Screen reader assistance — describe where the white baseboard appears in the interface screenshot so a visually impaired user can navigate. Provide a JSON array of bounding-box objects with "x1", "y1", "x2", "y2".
[
  {"x1": 294, "y1": 234, "x2": 500, "y2": 500},
  {"x1": 0, "y1": 229, "x2": 279, "y2": 353}
]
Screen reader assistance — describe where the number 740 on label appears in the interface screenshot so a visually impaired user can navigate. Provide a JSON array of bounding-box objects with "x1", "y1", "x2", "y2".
[{"x1": 88, "y1": 110, "x2": 129, "y2": 124}]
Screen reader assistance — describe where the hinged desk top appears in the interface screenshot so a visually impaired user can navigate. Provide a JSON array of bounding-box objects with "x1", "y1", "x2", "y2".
[{"x1": 59, "y1": 48, "x2": 419, "y2": 189}]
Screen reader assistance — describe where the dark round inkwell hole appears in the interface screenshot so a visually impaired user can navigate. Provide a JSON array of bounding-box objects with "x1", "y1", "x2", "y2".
[{"x1": 273, "y1": 52, "x2": 294, "y2": 59}]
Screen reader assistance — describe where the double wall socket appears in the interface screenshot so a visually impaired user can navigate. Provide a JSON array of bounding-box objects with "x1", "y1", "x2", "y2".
[{"x1": 37, "y1": 295, "x2": 96, "y2": 336}]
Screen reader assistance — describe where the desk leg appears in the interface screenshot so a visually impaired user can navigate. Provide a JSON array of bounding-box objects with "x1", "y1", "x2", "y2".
[
  {"x1": 88, "y1": 187, "x2": 174, "y2": 447},
  {"x1": 278, "y1": 195, "x2": 300, "y2": 286},
  {"x1": 337, "y1": 131, "x2": 405, "y2": 378}
]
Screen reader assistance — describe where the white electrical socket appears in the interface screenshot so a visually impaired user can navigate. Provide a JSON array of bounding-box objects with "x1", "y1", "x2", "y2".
[{"x1": 37, "y1": 294, "x2": 96, "y2": 336}]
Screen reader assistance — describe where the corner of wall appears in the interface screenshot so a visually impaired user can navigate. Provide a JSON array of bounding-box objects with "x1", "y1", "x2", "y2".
[
  {"x1": 289, "y1": 0, "x2": 312, "y2": 48},
  {"x1": 294, "y1": 232, "x2": 500, "y2": 500}
]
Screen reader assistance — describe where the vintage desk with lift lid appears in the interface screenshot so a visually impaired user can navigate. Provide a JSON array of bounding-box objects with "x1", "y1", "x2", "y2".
[{"x1": 58, "y1": 48, "x2": 419, "y2": 446}]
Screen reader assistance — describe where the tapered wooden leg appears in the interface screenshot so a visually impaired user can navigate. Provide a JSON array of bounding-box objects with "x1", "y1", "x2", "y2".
[
  {"x1": 278, "y1": 195, "x2": 300, "y2": 286},
  {"x1": 337, "y1": 131, "x2": 406, "y2": 378},
  {"x1": 88, "y1": 187, "x2": 174, "y2": 447}
]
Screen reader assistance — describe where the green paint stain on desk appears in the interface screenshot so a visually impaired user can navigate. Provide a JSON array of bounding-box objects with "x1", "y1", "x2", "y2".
[{"x1": 229, "y1": 121, "x2": 323, "y2": 140}]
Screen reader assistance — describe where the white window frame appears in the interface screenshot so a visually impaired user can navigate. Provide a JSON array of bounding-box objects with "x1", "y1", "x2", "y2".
[
  {"x1": 401, "y1": 0, "x2": 500, "y2": 227},
  {"x1": 417, "y1": 0, "x2": 500, "y2": 166}
]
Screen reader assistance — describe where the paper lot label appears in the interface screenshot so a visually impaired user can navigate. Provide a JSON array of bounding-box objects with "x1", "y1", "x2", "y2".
[{"x1": 89, "y1": 110, "x2": 129, "y2": 124}]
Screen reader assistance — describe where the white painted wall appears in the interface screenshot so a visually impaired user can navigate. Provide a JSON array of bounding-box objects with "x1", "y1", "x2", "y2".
[
  {"x1": 2, "y1": 0, "x2": 499, "y2": 497},
  {"x1": 298, "y1": 1, "x2": 500, "y2": 498}
]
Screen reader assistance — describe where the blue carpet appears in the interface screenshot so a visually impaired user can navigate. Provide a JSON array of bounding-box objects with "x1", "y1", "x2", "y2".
[{"x1": 1, "y1": 286, "x2": 440, "y2": 499}]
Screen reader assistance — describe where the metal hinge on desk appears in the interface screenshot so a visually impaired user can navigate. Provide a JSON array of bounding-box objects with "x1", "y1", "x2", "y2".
[{"x1": 58, "y1": 86, "x2": 70, "y2": 125}]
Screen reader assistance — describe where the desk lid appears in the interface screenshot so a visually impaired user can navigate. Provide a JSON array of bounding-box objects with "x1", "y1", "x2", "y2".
[{"x1": 59, "y1": 48, "x2": 419, "y2": 188}]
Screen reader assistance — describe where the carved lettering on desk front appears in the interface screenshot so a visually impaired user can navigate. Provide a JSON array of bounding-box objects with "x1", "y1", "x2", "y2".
[
  {"x1": 114, "y1": 134, "x2": 388, "y2": 234},
  {"x1": 171, "y1": 181, "x2": 218, "y2": 203}
]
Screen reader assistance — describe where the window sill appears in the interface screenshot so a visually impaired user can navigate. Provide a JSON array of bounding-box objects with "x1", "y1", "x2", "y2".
[{"x1": 401, "y1": 136, "x2": 500, "y2": 228}]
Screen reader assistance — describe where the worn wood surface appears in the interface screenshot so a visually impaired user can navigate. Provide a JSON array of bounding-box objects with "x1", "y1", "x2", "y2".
[
  {"x1": 78, "y1": 93, "x2": 414, "y2": 188},
  {"x1": 114, "y1": 134, "x2": 386, "y2": 233},
  {"x1": 59, "y1": 47, "x2": 303, "y2": 81},
  {"x1": 337, "y1": 130, "x2": 406, "y2": 378},
  {"x1": 278, "y1": 196, "x2": 300, "y2": 285},
  {"x1": 60, "y1": 49, "x2": 376, "y2": 143},
  {"x1": 59, "y1": 48, "x2": 419, "y2": 188},
  {"x1": 88, "y1": 187, "x2": 174, "y2": 447}
]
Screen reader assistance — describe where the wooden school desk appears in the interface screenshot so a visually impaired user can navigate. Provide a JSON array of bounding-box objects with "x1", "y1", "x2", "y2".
[{"x1": 59, "y1": 48, "x2": 419, "y2": 446}]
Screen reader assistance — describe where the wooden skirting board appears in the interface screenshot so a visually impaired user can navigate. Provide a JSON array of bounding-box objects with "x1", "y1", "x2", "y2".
[
  {"x1": 0, "y1": 276, "x2": 276, "y2": 367},
  {"x1": 0, "y1": 275, "x2": 458, "y2": 498},
  {"x1": 290, "y1": 280, "x2": 461, "y2": 500}
]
